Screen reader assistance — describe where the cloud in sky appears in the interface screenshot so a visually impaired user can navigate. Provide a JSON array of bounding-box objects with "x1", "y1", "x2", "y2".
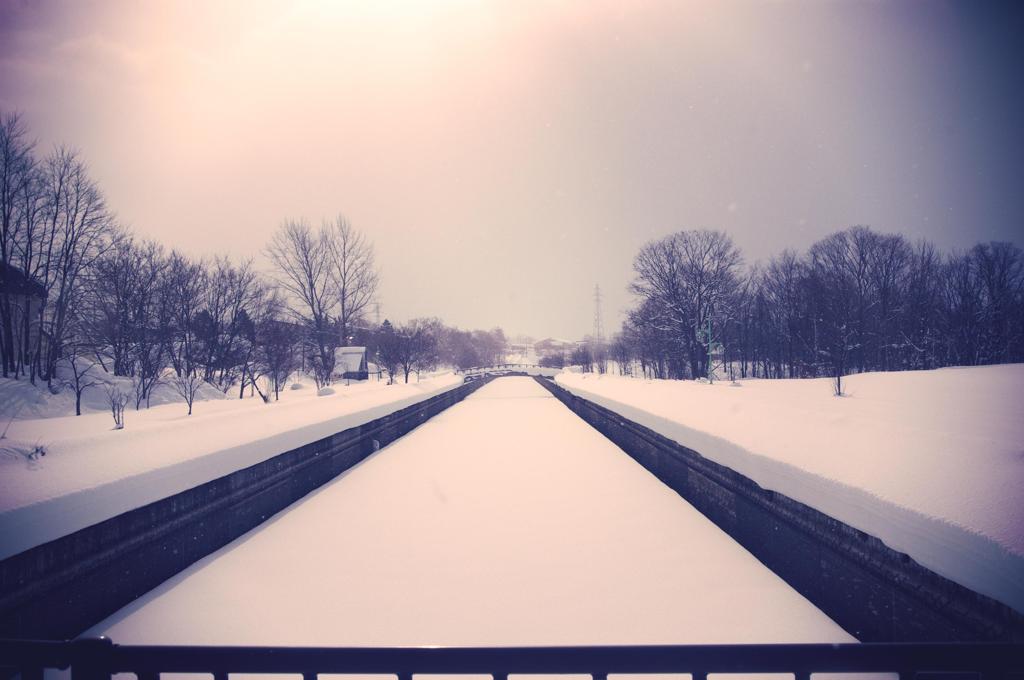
[{"x1": 1, "y1": 0, "x2": 1021, "y2": 339}]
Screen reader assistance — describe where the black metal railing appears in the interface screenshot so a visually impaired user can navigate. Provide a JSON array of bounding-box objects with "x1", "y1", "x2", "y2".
[{"x1": 3, "y1": 639, "x2": 1022, "y2": 680}]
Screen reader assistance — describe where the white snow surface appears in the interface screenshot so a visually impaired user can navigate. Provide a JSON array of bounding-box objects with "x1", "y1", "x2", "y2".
[
  {"x1": 89, "y1": 377, "x2": 853, "y2": 645},
  {"x1": 556, "y1": 365, "x2": 1024, "y2": 614},
  {"x1": 0, "y1": 367, "x2": 228, "y2": 420},
  {"x1": 0, "y1": 373, "x2": 463, "y2": 560}
]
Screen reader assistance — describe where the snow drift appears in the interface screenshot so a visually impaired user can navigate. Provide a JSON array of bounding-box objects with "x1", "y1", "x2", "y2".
[
  {"x1": 0, "y1": 373, "x2": 463, "y2": 560},
  {"x1": 556, "y1": 365, "x2": 1024, "y2": 614}
]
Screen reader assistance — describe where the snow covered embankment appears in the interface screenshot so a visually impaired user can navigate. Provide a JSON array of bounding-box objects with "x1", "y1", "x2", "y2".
[
  {"x1": 0, "y1": 374, "x2": 463, "y2": 561},
  {"x1": 556, "y1": 366, "x2": 1024, "y2": 614},
  {"x1": 89, "y1": 378, "x2": 853, "y2": 646}
]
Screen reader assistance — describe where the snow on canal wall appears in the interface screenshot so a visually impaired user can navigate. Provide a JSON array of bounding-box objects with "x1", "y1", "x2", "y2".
[
  {"x1": 553, "y1": 367, "x2": 1024, "y2": 618},
  {"x1": 6, "y1": 373, "x2": 1019, "y2": 644},
  {"x1": 538, "y1": 377, "x2": 1024, "y2": 642},
  {"x1": 0, "y1": 378, "x2": 489, "y2": 640},
  {"x1": 87, "y1": 377, "x2": 852, "y2": 647}
]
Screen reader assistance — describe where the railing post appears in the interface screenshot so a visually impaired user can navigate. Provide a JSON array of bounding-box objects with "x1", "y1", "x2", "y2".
[{"x1": 71, "y1": 637, "x2": 114, "y2": 680}]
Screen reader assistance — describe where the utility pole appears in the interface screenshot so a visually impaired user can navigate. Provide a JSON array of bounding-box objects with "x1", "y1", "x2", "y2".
[{"x1": 593, "y1": 284, "x2": 604, "y2": 346}]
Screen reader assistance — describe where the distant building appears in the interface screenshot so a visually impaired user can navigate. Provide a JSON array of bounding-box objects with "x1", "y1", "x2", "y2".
[
  {"x1": 0, "y1": 262, "x2": 46, "y2": 304},
  {"x1": 534, "y1": 337, "x2": 576, "y2": 354},
  {"x1": 333, "y1": 346, "x2": 369, "y2": 381},
  {"x1": 0, "y1": 263, "x2": 47, "y2": 371}
]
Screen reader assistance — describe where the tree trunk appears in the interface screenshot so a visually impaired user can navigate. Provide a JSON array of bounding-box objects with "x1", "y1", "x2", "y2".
[{"x1": 0, "y1": 294, "x2": 13, "y2": 377}]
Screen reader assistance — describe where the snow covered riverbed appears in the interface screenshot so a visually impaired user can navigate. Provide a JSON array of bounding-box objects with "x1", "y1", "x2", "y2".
[
  {"x1": 89, "y1": 377, "x2": 852, "y2": 645},
  {"x1": 556, "y1": 365, "x2": 1024, "y2": 614},
  {"x1": 0, "y1": 373, "x2": 463, "y2": 560}
]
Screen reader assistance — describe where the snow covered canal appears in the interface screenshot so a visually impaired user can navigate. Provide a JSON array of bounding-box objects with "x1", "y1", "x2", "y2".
[{"x1": 88, "y1": 377, "x2": 854, "y2": 646}]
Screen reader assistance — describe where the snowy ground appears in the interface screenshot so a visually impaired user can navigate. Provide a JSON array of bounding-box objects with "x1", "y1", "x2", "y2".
[
  {"x1": 0, "y1": 367, "x2": 229, "y2": 421},
  {"x1": 556, "y1": 365, "x2": 1024, "y2": 614},
  {"x1": 0, "y1": 372, "x2": 462, "y2": 560},
  {"x1": 88, "y1": 377, "x2": 853, "y2": 646}
]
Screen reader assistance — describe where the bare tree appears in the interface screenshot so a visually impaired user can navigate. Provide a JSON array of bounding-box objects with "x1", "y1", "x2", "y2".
[
  {"x1": 570, "y1": 344, "x2": 593, "y2": 372},
  {"x1": 195, "y1": 256, "x2": 263, "y2": 391},
  {"x1": 265, "y1": 219, "x2": 338, "y2": 388},
  {"x1": 632, "y1": 230, "x2": 742, "y2": 378},
  {"x1": 162, "y1": 252, "x2": 206, "y2": 377},
  {"x1": 158, "y1": 252, "x2": 208, "y2": 415},
  {"x1": 395, "y1": 318, "x2": 440, "y2": 383},
  {"x1": 972, "y1": 241, "x2": 1024, "y2": 363},
  {"x1": 173, "y1": 370, "x2": 204, "y2": 416},
  {"x1": 410, "y1": 318, "x2": 443, "y2": 379},
  {"x1": 63, "y1": 335, "x2": 100, "y2": 416},
  {"x1": 132, "y1": 348, "x2": 163, "y2": 410},
  {"x1": 900, "y1": 240, "x2": 943, "y2": 369},
  {"x1": 807, "y1": 236, "x2": 861, "y2": 394},
  {"x1": 88, "y1": 232, "x2": 158, "y2": 376},
  {"x1": 105, "y1": 384, "x2": 128, "y2": 429},
  {"x1": 435, "y1": 326, "x2": 480, "y2": 370},
  {"x1": 474, "y1": 328, "x2": 507, "y2": 366},
  {"x1": 257, "y1": 318, "x2": 299, "y2": 401},
  {"x1": 760, "y1": 250, "x2": 808, "y2": 377},
  {"x1": 34, "y1": 147, "x2": 111, "y2": 387},
  {"x1": 10, "y1": 165, "x2": 47, "y2": 381},
  {"x1": 867, "y1": 233, "x2": 911, "y2": 370},
  {"x1": 233, "y1": 276, "x2": 276, "y2": 400},
  {"x1": 808, "y1": 227, "x2": 876, "y2": 373},
  {"x1": 374, "y1": 320, "x2": 401, "y2": 384},
  {"x1": 325, "y1": 216, "x2": 379, "y2": 343},
  {"x1": 0, "y1": 112, "x2": 37, "y2": 378},
  {"x1": 129, "y1": 243, "x2": 169, "y2": 408}
]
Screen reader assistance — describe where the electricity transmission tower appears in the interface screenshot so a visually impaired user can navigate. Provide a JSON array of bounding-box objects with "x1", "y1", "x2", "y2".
[{"x1": 593, "y1": 284, "x2": 607, "y2": 373}]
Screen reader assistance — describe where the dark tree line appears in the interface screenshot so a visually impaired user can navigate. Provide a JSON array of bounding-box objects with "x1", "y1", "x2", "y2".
[
  {"x1": 614, "y1": 227, "x2": 1023, "y2": 383},
  {"x1": 368, "y1": 319, "x2": 506, "y2": 384},
  {"x1": 40, "y1": 230, "x2": 287, "y2": 412},
  {"x1": 1, "y1": 113, "x2": 111, "y2": 387},
  {"x1": 0, "y1": 112, "x2": 510, "y2": 415},
  {"x1": 0, "y1": 113, "x2": 336, "y2": 408}
]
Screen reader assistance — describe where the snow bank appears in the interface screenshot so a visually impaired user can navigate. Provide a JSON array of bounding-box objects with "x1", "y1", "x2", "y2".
[
  {"x1": 556, "y1": 366, "x2": 1024, "y2": 614},
  {"x1": 0, "y1": 367, "x2": 227, "y2": 421},
  {"x1": 0, "y1": 373, "x2": 463, "y2": 560}
]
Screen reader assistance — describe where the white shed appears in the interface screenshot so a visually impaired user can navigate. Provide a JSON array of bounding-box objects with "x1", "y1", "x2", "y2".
[{"x1": 333, "y1": 346, "x2": 369, "y2": 380}]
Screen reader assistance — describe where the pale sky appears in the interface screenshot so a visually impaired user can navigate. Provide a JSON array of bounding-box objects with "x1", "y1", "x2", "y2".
[{"x1": 1, "y1": 0, "x2": 1021, "y2": 340}]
